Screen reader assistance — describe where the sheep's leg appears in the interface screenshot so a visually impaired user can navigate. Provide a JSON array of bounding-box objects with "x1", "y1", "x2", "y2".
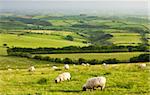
[
  {"x1": 101, "y1": 85, "x2": 105, "y2": 91},
  {"x1": 93, "y1": 87, "x2": 96, "y2": 90}
]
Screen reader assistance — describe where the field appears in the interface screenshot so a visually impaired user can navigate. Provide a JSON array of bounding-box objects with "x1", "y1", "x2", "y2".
[
  {"x1": 0, "y1": 14, "x2": 149, "y2": 95},
  {"x1": 39, "y1": 52, "x2": 145, "y2": 61},
  {"x1": 108, "y1": 33, "x2": 142, "y2": 46},
  {"x1": 0, "y1": 33, "x2": 88, "y2": 48},
  {"x1": 0, "y1": 56, "x2": 149, "y2": 95}
]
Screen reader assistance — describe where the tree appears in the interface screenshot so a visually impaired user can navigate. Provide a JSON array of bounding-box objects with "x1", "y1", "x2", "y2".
[
  {"x1": 78, "y1": 58, "x2": 86, "y2": 64},
  {"x1": 63, "y1": 58, "x2": 72, "y2": 64},
  {"x1": 65, "y1": 35, "x2": 74, "y2": 41}
]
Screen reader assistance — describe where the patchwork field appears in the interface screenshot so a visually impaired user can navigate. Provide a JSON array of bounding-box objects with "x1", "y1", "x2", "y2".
[
  {"x1": 40, "y1": 52, "x2": 145, "y2": 61},
  {"x1": 0, "y1": 33, "x2": 88, "y2": 48},
  {"x1": 0, "y1": 57, "x2": 149, "y2": 95},
  {"x1": 108, "y1": 33, "x2": 142, "y2": 46}
]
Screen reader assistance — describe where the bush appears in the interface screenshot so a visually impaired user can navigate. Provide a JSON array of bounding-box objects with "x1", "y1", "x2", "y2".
[
  {"x1": 78, "y1": 58, "x2": 86, "y2": 64},
  {"x1": 65, "y1": 35, "x2": 74, "y2": 41},
  {"x1": 102, "y1": 58, "x2": 119, "y2": 64},
  {"x1": 130, "y1": 54, "x2": 150, "y2": 62},
  {"x1": 63, "y1": 58, "x2": 73, "y2": 64},
  {"x1": 37, "y1": 78, "x2": 48, "y2": 84}
]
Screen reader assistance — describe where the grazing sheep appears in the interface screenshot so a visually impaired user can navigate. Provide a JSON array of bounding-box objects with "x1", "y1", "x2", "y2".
[
  {"x1": 82, "y1": 63, "x2": 87, "y2": 66},
  {"x1": 28, "y1": 66, "x2": 35, "y2": 72},
  {"x1": 64, "y1": 64, "x2": 69, "y2": 70},
  {"x1": 52, "y1": 66, "x2": 58, "y2": 70},
  {"x1": 52, "y1": 66, "x2": 61, "y2": 71},
  {"x1": 139, "y1": 63, "x2": 147, "y2": 68},
  {"x1": 55, "y1": 72, "x2": 71, "y2": 83},
  {"x1": 103, "y1": 63, "x2": 106, "y2": 66},
  {"x1": 82, "y1": 76, "x2": 106, "y2": 91},
  {"x1": 8, "y1": 68, "x2": 12, "y2": 71},
  {"x1": 86, "y1": 63, "x2": 90, "y2": 66}
]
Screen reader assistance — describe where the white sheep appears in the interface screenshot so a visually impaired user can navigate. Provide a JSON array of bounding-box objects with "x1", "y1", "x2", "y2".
[
  {"x1": 55, "y1": 72, "x2": 71, "y2": 83},
  {"x1": 103, "y1": 63, "x2": 107, "y2": 66},
  {"x1": 64, "y1": 64, "x2": 69, "y2": 70},
  {"x1": 86, "y1": 63, "x2": 90, "y2": 66},
  {"x1": 82, "y1": 63, "x2": 87, "y2": 66},
  {"x1": 28, "y1": 66, "x2": 35, "y2": 72},
  {"x1": 139, "y1": 63, "x2": 147, "y2": 68},
  {"x1": 8, "y1": 68, "x2": 12, "y2": 71},
  {"x1": 82, "y1": 76, "x2": 106, "y2": 91},
  {"x1": 52, "y1": 66, "x2": 58, "y2": 70}
]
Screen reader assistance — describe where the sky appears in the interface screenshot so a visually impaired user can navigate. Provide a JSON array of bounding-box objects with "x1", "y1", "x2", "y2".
[{"x1": 0, "y1": 0, "x2": 149, "y2": 16}]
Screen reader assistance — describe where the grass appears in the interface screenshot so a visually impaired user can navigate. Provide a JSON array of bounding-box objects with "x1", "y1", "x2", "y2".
[
  {"x1": 0, "y1": 56, "x2": 149, "y2": 95},
  {"x1": 39, "y1": 52, "x2": 145, "y2": 61},
  {"x1": 108, "y1": 33, "x2": 142, "y2": 46},
  {"x1": 0, "y1": 33, "x2": 88, "y2": 48},
  {"x1": 48, "y1": 20, "x2": 79, "y2": 26}
]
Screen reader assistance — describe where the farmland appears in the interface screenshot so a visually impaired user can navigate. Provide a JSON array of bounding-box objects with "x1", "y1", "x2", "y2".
[
  {"x1": 0, "y1": 55, "x2": 149, "y2": 95},
  {"x1": 0, "y1": 33, "x2": 88, "y2": 48},
  {"x1": 0, "y1": 12, "x2": 149, "y2": 95},
  {"x1": 108, "y1": 33, "x2": 142, "y2": 46},
  {"x1": 39, "y1": 52, "x2": 145, "y2": 61}
]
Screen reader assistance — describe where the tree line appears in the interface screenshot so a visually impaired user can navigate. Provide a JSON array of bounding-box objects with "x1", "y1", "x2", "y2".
[
  {"x1": 7, "y1": 52, "x2": 149, "y2": 64},
  {"x1": 7, "y1": 45, "x2": 148, "y2": 54}
]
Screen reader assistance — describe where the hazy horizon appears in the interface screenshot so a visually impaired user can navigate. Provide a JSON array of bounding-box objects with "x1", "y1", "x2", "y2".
[{"x1": 0, "y1": 0, "x2": 149, "y2": 16}]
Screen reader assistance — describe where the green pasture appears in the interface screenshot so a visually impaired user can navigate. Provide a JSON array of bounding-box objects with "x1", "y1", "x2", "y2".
[
  {"x1": 0, "y1": 33, "x2": 88, "y2": 48},
  {"x1": 40, "y1": 52, "x2": 144, "y2": 61},
  {"x1": 108, "y1": 33, "x2": 142, "y2": 46},
  {"x1": 0, "y1": 57, "x2": 149, "y2": 95}
]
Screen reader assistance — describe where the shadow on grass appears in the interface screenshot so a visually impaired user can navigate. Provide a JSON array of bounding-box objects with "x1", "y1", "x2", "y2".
[{"x1": 48, "y1": 89, "x2": 81, "y2": 93}]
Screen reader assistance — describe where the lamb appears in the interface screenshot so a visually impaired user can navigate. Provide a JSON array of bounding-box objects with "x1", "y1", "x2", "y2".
[
  {"x1": 82, "y1": 76, "x2": 106, "y2": 91},
  {"x1": 55, "y1": 72, "x2": 71, "y2": 83},
  {"x1": 28, "y1": 66, "x2": 35, "y2": 72},
  {"x1": 64, "y1": 64, "x2": 69, "y2": 70}
]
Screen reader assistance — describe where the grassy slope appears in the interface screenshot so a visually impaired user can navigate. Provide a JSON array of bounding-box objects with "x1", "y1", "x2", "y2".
[
  {"x1": 0, "y1": 33, "x2": 87, "y2": 48},
  {"x1": 0, "y1": 58, "x2": 149, "y2": 95},
  {"x1": 40, "y1": 52, "x2": 145, "y2": 61}
]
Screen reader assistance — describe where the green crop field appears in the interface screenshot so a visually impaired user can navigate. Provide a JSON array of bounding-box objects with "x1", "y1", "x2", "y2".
[
  {"x1": 40, "y1": 52, "x2": 145, "y2": 61},
  {"x1": 0, "y1": 56, "x2": 149, "y2": 95},
  {"x1": 0, "y1": 33, "x2": 88, "y2": 48},
  {"x1": 108, "y1": 33, "x2": 142, "y2": 46}
]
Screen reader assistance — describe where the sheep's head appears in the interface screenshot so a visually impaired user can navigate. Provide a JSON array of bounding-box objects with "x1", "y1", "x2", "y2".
[
  {"x1": 55, "y1": 78, "x2": 60, "y2": 83},
  {"x1": 82, "y1": 84, "x2": 86, "y2": 91}
]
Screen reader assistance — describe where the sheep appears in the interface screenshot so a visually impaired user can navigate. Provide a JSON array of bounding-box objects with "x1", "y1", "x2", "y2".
[
  {"x1": 52, "y1": 66, "x2": 61, "y2": 71},
  {"x1": 8, "y1": 68, "x2": 12, "y2": 71},
  {"x1": 64, "y1": 64, "x2": 69, "y2": 70},
  {"x1": 103, "y1": 63, "x2": 106, "y2": 66},
  {"x1": 55, "y1": 72, "x2": 71, "y2": 83},
  {"x1": 52, "y1": 66, "x2": 58, "y2": 70},
  {"x1": 139, "y1": 63, "x2": 147, "y2": 68},
  {"x1": 28, "y1": 66, "x2": 35, "y2": 72},
  {"x1": 82, "y1": 63, "x2": 87, "y2": 66},
  {"x1": 86, "y1": 63, "x2": 90, "y2": 66},
  {"x1": 82, "y1": 76, "x2": 106, "y2": 91}
]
